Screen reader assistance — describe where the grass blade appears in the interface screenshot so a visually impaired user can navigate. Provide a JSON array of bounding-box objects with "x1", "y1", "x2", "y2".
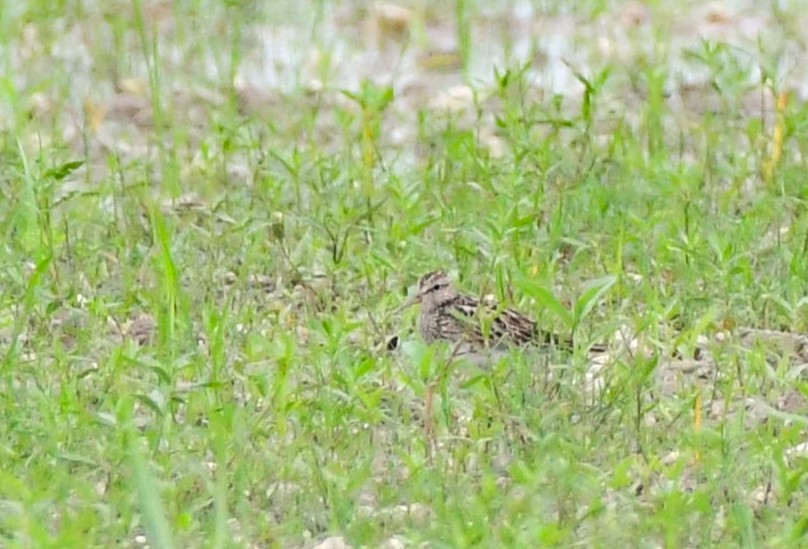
[
  {"x1": 128, "y1": 429, "x2": 175, "y2": 549},
  {"x1": 573, "y1": 275, "x2": 617, "y2": 327}
]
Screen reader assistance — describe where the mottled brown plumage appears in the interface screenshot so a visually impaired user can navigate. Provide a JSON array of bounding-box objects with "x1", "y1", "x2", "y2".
[{"x1": 401, "y1": 271, "x2": 583, "y2": 355}]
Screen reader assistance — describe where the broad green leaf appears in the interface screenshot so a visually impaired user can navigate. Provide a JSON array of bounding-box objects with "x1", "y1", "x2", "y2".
[
  {"x1": 574, "y1": 275, "x2": 617, "y2": 326},
  {"x1": 43, "y1": 160, "x2": 84, "y2": 181},
  {"x1": 515, "y1": 277, "x2": 573, "y2": 327}
]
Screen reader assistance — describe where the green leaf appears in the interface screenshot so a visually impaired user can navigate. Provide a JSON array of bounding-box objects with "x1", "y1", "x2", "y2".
[
  {"x1": 136, "y1": 391, "x2": 166, "y2": 416},
  {"x1": 43, "y1": 160, "x2": 84, "y2": 181},
  {"x1": 573, "y1": 275, "x2": 617, "y2": 326},
  {"x1": 515, "y1": 278, "x2": 573, "y2": 327},
  {"x1": 353, "y1": 357, "x2": 375, "y2": 380},
  {"x1": 57, "y1": 452, "x2": 98, "y2": 467},
  {"x1": 1, "y1": 253, "x2": 52, "y2": 370},
  {"x1": 128, "y1": 431, "x2": 175, "y2": 549}
]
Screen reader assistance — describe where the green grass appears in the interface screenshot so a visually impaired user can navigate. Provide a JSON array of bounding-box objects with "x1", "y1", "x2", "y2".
[{"x1": 2, "y1": 0, "x2": 808, "y2": 547}]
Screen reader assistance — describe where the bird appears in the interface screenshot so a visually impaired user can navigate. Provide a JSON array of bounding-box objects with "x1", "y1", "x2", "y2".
[{"x1": 398, "y1": 271, "x2": 603, "y2": 362}]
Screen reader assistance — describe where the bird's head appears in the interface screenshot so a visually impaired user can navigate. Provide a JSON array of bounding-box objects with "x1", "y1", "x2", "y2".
[{"x1": 399, "y1": 270, "x2": 458, "y2": 310}]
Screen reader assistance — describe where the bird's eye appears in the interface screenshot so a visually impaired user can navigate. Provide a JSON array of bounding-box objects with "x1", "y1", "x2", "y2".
[{"x1": 431, "y1": 284, "x2": 442, "y2": 292}]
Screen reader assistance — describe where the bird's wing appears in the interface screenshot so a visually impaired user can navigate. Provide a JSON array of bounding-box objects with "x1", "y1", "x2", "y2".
[
  {"x1": 495, "y1": 307, "x2": 574, "y2": 350},
  {"x1": 439, "y1": 296, "x2": 487, "y2": 346},
  {"x1": 445, "y1": 295, "x2": 571, "y2": 350}
]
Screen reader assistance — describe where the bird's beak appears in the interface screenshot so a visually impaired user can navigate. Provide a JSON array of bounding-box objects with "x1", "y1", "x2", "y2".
[{"x1": 394, "y1": 292, "x2": 421, "y2": 313}]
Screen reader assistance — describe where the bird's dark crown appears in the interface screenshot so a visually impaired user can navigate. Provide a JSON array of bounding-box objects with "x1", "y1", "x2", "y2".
[
  {"x1": 418, "y1": 270, "x2": 450, "y2": 291},
  {"x1": 415, "y1": 270, "x2": 458, "y2": 306}
]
